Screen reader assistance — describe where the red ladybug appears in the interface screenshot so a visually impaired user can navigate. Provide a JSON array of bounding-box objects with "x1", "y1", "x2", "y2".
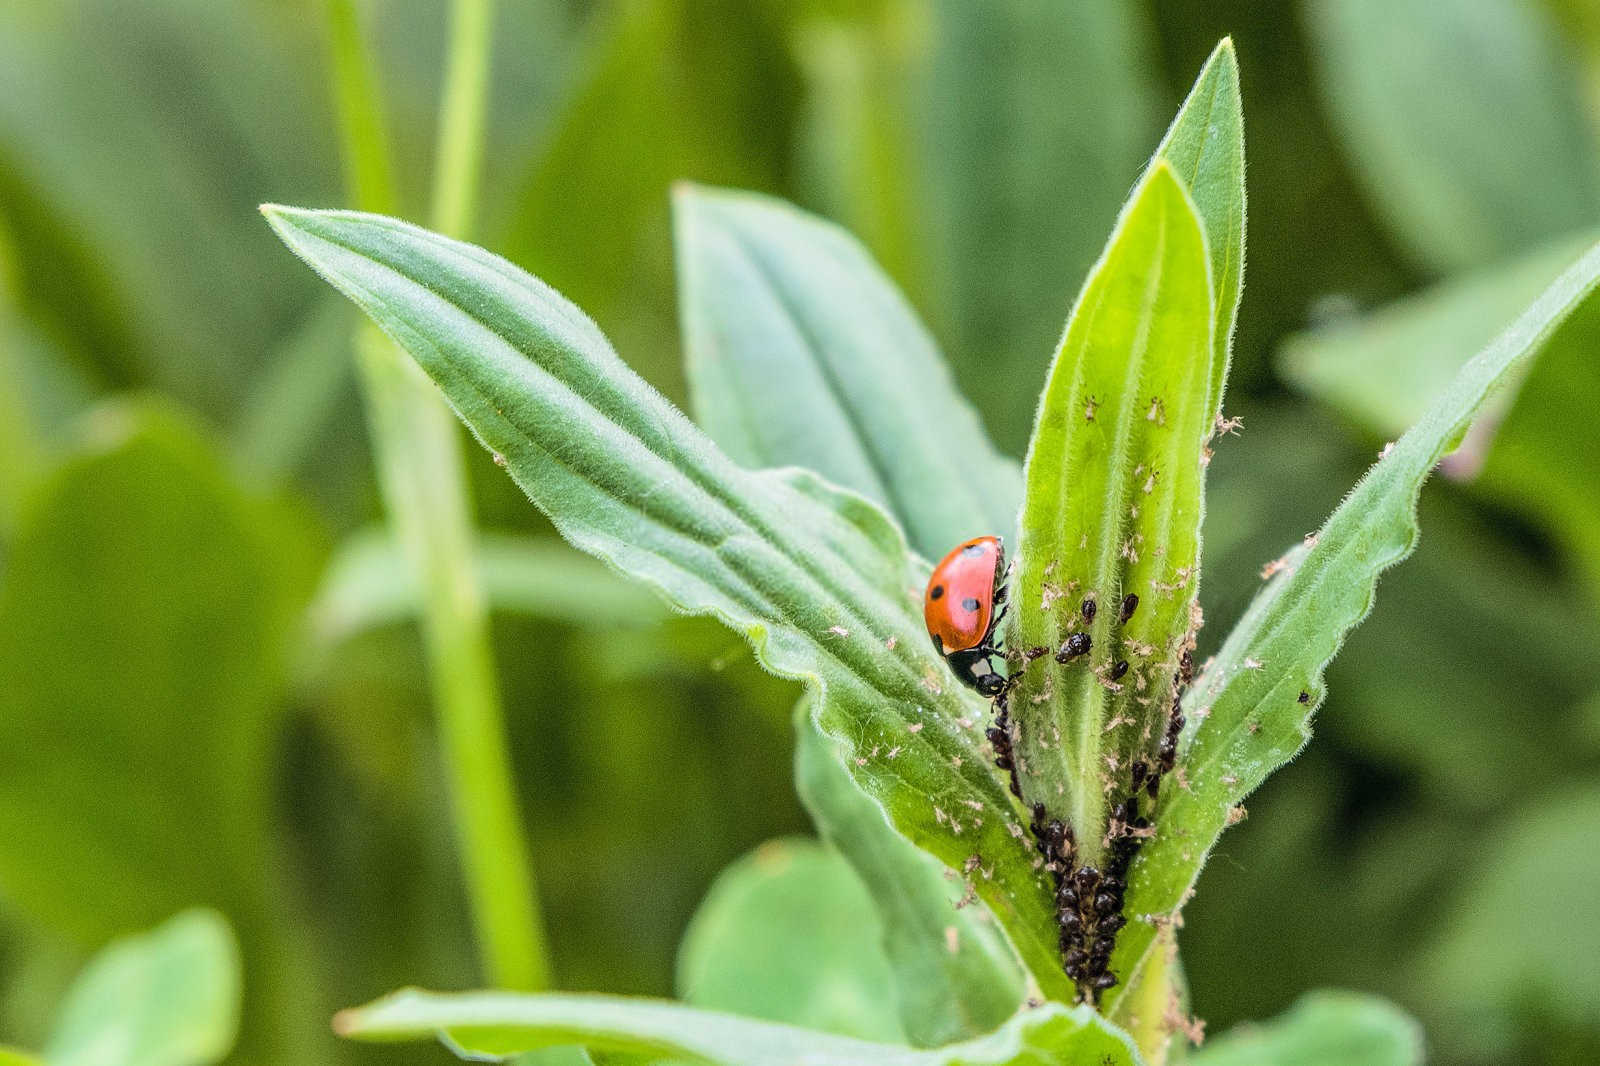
[{"x1": 924, "y1": 535, "x2": 1008, "y2": 697}]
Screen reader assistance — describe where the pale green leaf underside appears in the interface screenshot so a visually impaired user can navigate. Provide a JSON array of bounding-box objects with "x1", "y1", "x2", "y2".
[
  {"x1": 334, "y1": 990, "x2": 1143, "y2": 1066},
  {"x1": 676, "y1": 184, "x2": 1021, "y2": 559},
  {"x1": 1189, "y1": 992, "x2": 1423, "y2": 1066},
  {"x1": 45, "y1": 909, "x2": 240, "y2": 1066},
  {"x1": 1013, "y1": 162, "x2": 1215, "y2": 853},
  {"x1": 1107, "y1": 239, "x2": 1600, "y2": 1015},
  {"x1": 261, "y1": 206, "x2": 1070, "y2": 999}
]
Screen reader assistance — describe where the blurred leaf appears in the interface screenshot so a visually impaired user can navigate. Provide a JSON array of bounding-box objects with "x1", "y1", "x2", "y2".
[
  {"x1": 0, "y1": 0, "x2": 336, "y2": 413},
  {"x1": 1280, "y1": 234, "x2": 1600, "y2": 594},
  {"x1": 0, "y1": 1050, "x2": 42, "y2": 1066},
  {"x1": 230, "y1": 298, "x2": 354, "y2": 487},
  {"x1": 44, "y1": 910, "x2": 239, "y2": 1066},
  {"x1": 1189, "y1": 991, "x2": 1423, "y2": 1066},
  {"x1": 1110, "y1": 240, "x2": 1600, "y2": 1015},
  {"x1": 0, "y1": 401, "x2": 316, "y2": 941},
  {"x1": 795, "y1": 709, "x2": 1025, "y2": 1046},
  {"x1": 675, "y1": 838, "x2": 903, "y2": 1041},
  {"x1": 334, "y1": 989, "x2": 1143, "y2": 1064},
  {"x1": 1012, "y1": 164, "x2": 1214, "y2": 860},
  {"x1": 914, "y1": 0, "x2": 1161, "y2": 453},
  {"x1": 675, "y1": 183, "x2": 1021, "y2": 561},
  {"x1": 306, "y1": 527, "x2": 667, "y2": 658},
  {"x1": 1304, "y1": 0, "x2": 1600, "y2": 272},
  {"x1": 263, "y1": 206, "x2": 1072, "y2": 999},
  {"x1": 1422, "y1": 785, "x2": 1600, "y2": 1054}
]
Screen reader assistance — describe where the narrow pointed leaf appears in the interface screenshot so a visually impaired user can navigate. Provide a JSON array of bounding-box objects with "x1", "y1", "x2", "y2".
[
  {"x1": 261, "y1": 206, "x2": 1070, "y2": 999},
  {"x1": 675, "y1": 184, "x2": 1021, "y2": 559},
  {"x1": 334, "y1": 990, "x2": 1143, "y2": 1065},
  {"x1": 1011, "y1": 163, "x2": 1215, "y2": 858},
  {"x1": 796, "y1": 706, "x2": 1026, "y2": 1046},
  {"x1": 1106, "y1": 239, "x2": 1600, "y2": 1014},
  {"x1": 1151, "y1": 37, "x2": 1246, "y2": 412}
]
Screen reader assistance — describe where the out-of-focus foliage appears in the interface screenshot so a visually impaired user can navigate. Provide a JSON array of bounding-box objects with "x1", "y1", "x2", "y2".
[{"x1": 2, "y1": 1, "x2": 1599, "y2": 1065}]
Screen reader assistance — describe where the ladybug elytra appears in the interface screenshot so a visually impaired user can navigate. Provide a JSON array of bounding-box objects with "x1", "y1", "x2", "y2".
[{"x1": 923, "y1": 535, "x2": 1008, "y2": 697}]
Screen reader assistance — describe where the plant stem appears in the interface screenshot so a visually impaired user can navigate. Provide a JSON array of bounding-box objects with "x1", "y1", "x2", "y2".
[
  {"x1": 431, "y1": 0, "x2": 494, "y2": 238},
  {"x1": 323, "y1": 0, "x2": 551, "y2": 991}
]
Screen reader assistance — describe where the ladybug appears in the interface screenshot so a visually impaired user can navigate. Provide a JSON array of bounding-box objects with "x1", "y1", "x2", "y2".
[{"x1": 923, "y1": 535, "x2": 1009, "y2": 697}]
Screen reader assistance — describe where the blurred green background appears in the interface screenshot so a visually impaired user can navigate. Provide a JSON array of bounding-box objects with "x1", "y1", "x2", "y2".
[{"x1": 2, "y1": 1, "x2": 1598, "y2": 1063}]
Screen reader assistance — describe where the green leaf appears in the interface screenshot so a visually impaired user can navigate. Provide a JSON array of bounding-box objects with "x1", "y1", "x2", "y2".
[
  {"x1": 675, "y1": 837, "x2": 904, "y2": 1041},
  {"x1": 1188, "y1": 992, "x2": 1423, "y2": 1066},
  {"x1": 305, "y1": 526, "x2": 667, "y2": 654},
  {"x1": 1107, "y1": 238, "x2": 1600, "y2": 1016},
  {"x1": 1151, "y1": 38, "x2": 1246, "y2": 413},
  {"x1": 334, "y1": 990, "x2": 1143, "y2": 1065},
  {"x1": 795, "y1": 707, "x2": 1026, "y2": 1047},
  {"x1": 44, "y1": 910, "x2": 241, "y2": 1066},
  {"x1": 0, "y1": 1049, "x2": 43, "y2": 1066},
  {"x1": 261, "y1": 205, "x2": 1071, "y2": 999},
  {"x1": 1305, "y1": 0, "x2": 1600, "y2": 272},
  {"x1": 1011, "y1": 162, "x2": 1215, "y2": 857},
  {"x1": 674, "y1": 183, "x2": 1021, "y2": 559},
  {"x1": 0, "y1": 401, "x2": 316, "y2": 943}
]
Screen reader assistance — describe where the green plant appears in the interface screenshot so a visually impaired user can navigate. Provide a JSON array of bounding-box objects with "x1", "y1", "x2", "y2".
[{"x1": 259, "y1": 40, "x2": 1600, "y2": 1065}]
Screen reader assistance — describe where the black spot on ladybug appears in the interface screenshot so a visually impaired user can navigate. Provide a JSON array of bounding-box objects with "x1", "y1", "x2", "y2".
[
  {"x1": 961, "y1": 597, "x2": 981, "y2": 612},
  {"x1": 930, "y1": 585, "x2": 945, "y2": 600},
  {"x1": 1298, "y1": 690, "x2": 1310, "y2": 703}
]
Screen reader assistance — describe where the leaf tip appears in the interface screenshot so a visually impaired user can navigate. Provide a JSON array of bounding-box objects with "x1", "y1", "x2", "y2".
[{"x1": 331, "y1": 1008, "x2": 361, "y2": 1037}]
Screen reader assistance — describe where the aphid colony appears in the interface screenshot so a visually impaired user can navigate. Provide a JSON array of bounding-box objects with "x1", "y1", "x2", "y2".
[{"x1": 923, "y1": 535, "x2": 1192, "y2": 1004}]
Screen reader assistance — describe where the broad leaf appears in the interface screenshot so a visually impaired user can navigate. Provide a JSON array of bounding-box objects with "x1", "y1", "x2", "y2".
[
  {"x1": 45, "y1": 910, "x2": 240, "y2": 1066},
  {"x1": 1106, "y1": 239, "x2": 1600, "y2": 1015},
  {"x1": 334, "y1": 990, "x2": 1143, "y2": 1065},
  {"x1": 1189, "y1": 992, "x2": 1423, "y2": 1066},
  {"x1": 262, "y1": 206, "x2": 1071, "y2": 999},
  {"x1": 1011, "y1": 162, "x2": 1215, "y2": 858},
  {"x1": 795, "y1": 707, "x2": 1026, "y2": 1046},
  {"x1": 675, "y1": 837, "x2": 904, "y2": 1041},
  {"x1": 675, "y1": 183, "x2": 1021, "y2": 558},
  {"x1": 1305, "y1": 0, "x2": 1600, "y2": 272}
]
